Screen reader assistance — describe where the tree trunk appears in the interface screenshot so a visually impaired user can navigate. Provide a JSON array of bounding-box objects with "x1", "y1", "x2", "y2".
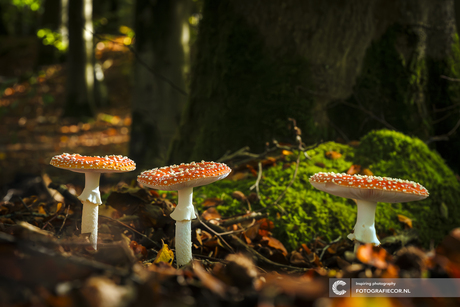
[
  {"x1": 37, "y1": 0, "x2": 61, "y2": 66},
  {"x1": 64, "y1": 0, "x2": 94, "y2": 118},
  {"x1": 168, "y1": 0, "x2": 376, "y2": 163},
  {"x1": 0, "y1": 3, "x2": 8, "y2": 36},
  {"x1": 130, "y1": 0, "x2": 190, "y2": 170},
  {"x1": 168, "y1": 0, "x2": 460, "y2": 173}
]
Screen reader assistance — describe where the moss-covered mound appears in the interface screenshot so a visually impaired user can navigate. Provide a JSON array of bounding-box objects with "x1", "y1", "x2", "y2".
[
  {"x1": 194, "y1": 142, "x2": 360, "y2": 251},
  {"x1": 354, "y1": 129, "x2": 460, "y2": 246}
]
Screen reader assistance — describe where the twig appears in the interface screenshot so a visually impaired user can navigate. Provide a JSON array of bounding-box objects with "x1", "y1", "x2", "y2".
[
  {"x1": 99, "y1": 215, "x2": 161, "y2": 250},
  {"x1": 42, "y1": 203, "x2": 66, "y2": 230},
  {"x1": 426, "y1": 116, "x2": 460, "y2": 144},
  {"x1": 47, "y1": 183, "x2": 81, "y2": 206},
  {"x1": 319, "y1": 236, "x2": 342, "y2": 260},
  {"x1": 440, "y1": 75, "x2": 460, "y2": 82},
  {"x1": 249, "y1": 162, "x2": 263, "y2": 200},
  {"x1": 194, "y1": 212, "x2": 235, "y2": 253},
  {"x1": 16, "y1": 195, "x2": 32, "y2": 212},
  {"x1": 195, "y1": 220, "x2": 309, "y2": 273},
  {"x1": 219, "y1": 212, "x2": 268, "y2": 227},
  {"x1": 58, "y1": 204, "x2": 71, "y2": 235}
]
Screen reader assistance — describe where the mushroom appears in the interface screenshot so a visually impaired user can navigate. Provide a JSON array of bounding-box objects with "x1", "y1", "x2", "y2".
[
  {"x1": 137, "y1": 161, "x2": 231, "y2": 267},
  {"x1": 50, "y1": 153, "x2": 136, "y2": 250},
  {"x1": 309, "y1": 172, "x2": 429, "y2": 248}
]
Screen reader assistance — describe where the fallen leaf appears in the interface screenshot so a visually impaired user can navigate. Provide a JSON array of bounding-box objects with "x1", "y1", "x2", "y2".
[
  {"x1": 347, "y1": 164, "x2": 361, "y2": 175},
  {"x1": 397, "y1": 214, "x2": 413, "y2": 228},
  {"x1": 261, "y1": 236, "x2": 288, "y2": 256},
  {"x1": 244, "y1": 223, "x2": 261, "y2": 240},
  {"x1": 129, "y1": 241, "x2": 147, "y2": 259},
  {"x1": 202, "y1": 207, "x2": 221, "y2": 221},
  {"x1": 202, "y1": 197, "x2": 223, "y2": 207},
  {"x1": 193, "y1": 261, "x2": 227, "y2": 297},
  {"x1": 362, "y1": 168, "x2": 373, "y2": 176},
  {"x1": 154, "y1": 242, "x2": 174, "y2": 265},
  {"x1": 290, "y1": 251, "x2": 310, "y2": 267},
  {"x1": 325, "y1": 151, "x2": 342, "y2": 160},
  {"x1": 356, "y1": 244, "x2": 389, "y2": 269},
  {"x1": 230, "y1": 172, "x2": 248, "y2": 181},
  {"x1": 231, "y1": 191, "x2": 246, "y2": 201},
  {"x1": 301, "y1": 243, "x2": 312, "y2": 255}
]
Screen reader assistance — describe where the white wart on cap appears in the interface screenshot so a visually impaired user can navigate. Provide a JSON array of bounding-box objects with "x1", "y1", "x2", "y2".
[
  {"x1": 138, "y1": 161, "x2": 231, "y2": 190},
  {"x1": 309, "y1": 172, "x2": 429, "y2": 203}
]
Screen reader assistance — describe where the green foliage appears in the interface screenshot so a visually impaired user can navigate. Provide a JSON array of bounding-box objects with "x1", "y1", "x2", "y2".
[
  {"x1": 12, "y1": 0, "x2": 41, "y2": 11},
  {"x1": 354, "y1": 129, "x2": 460, "y2": 246},
  {"x1": 189, "y1": 132, "x2": 460, "y2": 251},
  {"x1": 37, "y1": 28, "x2": 67, "y2": 51},
  {"x1": 194, "y1": 142, "x2": 360, "y2": 251}
]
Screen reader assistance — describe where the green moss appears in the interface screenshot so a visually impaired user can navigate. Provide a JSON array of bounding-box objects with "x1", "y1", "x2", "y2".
[
  {"x1": 193, "y1": 142, "x2": 357, "y2": 251},
  {"x1": 354, "y1": 129, "x2": 460, "y2": 246}
]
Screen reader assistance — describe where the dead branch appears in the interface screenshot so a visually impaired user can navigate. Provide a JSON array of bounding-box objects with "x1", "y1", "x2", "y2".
[
  {"x1": 193, "y1": 220, "x2": 309, "y2": 273},
  {"x1": 219, "y1": 212, "x2": 268, "y2": 228},
  {"x1": 48, "y1": 182, "x2": 82, "y2": 206}
]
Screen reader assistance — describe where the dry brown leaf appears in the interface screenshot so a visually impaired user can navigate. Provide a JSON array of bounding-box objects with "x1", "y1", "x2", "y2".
[
  {"x1": 202, "y1": 207, "x2": 221, "y2": 221},
  {"x1": 261, "y1": 236, "x2": 288, "y2": 256},
  {"x1": 325, "y1": 151, "x2": 342, "y2": 160},
  {"x1": 347, "y1": 164, "x2": 361, "y2": 175},
  {"x1": 244, "y1": 223, "x2": 260, "y2": 240},
  {"x1": 202, "y1": 197, "x2": 224, "y2": 207},
  {"x1": 356, "y1": 244, "x2": 389, "y2": 269},
  {"x1": 362, "y1": 168, "x2": 374, "y2": 176},
  {"x1": 301, "y1": 243, "x2": 312, "y2": 255},
  {"x1": 231, "y1": 191, "x2": 246, "y2": 201},
  {"x1": 397, "y1": 214, "x2": 413, "y2": 228},
  {"x1": 193, "y1": 261, "x2": 227, "y2": 297},
  {"x1": 230, "y1": 172, "x2": 248, "y2": 181}
]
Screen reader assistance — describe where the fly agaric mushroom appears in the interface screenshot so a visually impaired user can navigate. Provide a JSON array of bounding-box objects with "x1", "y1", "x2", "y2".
[
  {"x1": 50, "y1": 153, "x2": 136, "y2": 250},
  {"x1": 137, "y1": 161, "x2": 231, "y2": 267},
  {"x1": 309, "y1": 172, "x2": 429, "y2": 248}
]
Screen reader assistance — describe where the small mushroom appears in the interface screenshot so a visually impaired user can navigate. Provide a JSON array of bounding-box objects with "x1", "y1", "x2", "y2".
[
  {"x1": 309, "y1": 172, "x2": 429, "y2": 249},
  {"x1": 138, "y1": 161, "x2": 231, "y2": 267},
  {"x1": 50, "y1": 153, "x2": 136, "y2": 250}
]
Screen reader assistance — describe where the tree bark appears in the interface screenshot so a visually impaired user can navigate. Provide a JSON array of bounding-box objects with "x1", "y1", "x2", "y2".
[
  {"x1": 63, "y1": 0, "x2": 94, "y2": 118},
  {"x1": 130, "y1": 0, "x2": 190, "y2": 170},
  {"x1": 168, "y1": 0, "x2": 376, "y2": 163},
  {"x1": 168, "y1": 0, "x2": 460, "y2": 173},
  {"x1": 37, "y1": 0, "x2": 61, "y2": 66}
]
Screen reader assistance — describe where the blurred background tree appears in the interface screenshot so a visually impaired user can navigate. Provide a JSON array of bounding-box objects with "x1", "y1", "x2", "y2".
[
  {"x1": 2, "y1": 0, "x2": 460, "y2": 181},
  {"x1": 129, "y1": 0, "x2": 191, "y2": 170}
]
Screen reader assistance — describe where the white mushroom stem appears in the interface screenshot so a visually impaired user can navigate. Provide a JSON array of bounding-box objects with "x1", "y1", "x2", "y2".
[
  {"x1": 78, "y1": 172, "x2": 102, "y2": 250},
  {"x1": 170, "y1": 187, "x2": 197, "y2": 267},
  {"x1": 347, "y1": 200, "x2": 380, "y2": 246},
  {"x1": 175, "y1": 220, "x2": 192, "y2": 267}
]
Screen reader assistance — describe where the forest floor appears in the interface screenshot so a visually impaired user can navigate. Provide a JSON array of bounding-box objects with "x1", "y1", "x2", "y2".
[{"x1": 1, "y1": 36, "x2": 460, "y2": 306}]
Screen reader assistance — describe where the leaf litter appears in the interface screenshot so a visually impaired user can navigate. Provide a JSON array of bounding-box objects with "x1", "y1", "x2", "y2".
[{"x1": 1, "y1": 147, "x2": 460, "y2": 306}]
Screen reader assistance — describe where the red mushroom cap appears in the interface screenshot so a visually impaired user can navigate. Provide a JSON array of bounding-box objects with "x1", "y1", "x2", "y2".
[
  {"x1": 50, "y1": 153, "x2": 136, "y2": 173},
  {"x1": 137, "y1": 161, "x2": 232, "y2": 191},
  {"x1": 309, "y1": 172, "x2": 429, "y2": 203}
]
